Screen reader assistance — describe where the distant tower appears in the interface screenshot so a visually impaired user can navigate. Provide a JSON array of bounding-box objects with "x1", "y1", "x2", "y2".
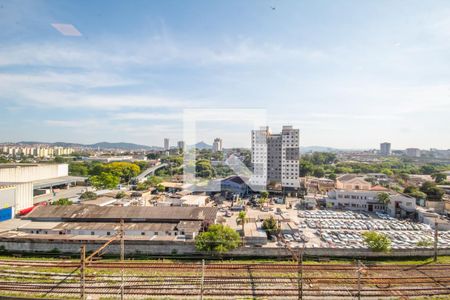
[
  {"x1": 177, "y1": 141, "x2": 185, "y2": 151},
  {"x1": 380, "y1": 142, "x2": 391, "y2": 156},
  {"x1": 212, "y1": 138, "x2": 223, "y2": 152},
  {"x1": 164, "y1": 138, "x2": 169, "y2": 151}
]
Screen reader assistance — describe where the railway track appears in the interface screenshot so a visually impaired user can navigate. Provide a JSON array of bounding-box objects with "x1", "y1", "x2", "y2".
[
  {"x1": 1, "y1": 260, "x2": 450, "y2": 298},
  {"x1": 2, "y1": 259, "x2": 450, "y2": 270}
]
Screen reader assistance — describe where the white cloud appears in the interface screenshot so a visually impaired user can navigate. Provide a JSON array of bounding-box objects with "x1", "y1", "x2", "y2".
[
  {"x1": 111, "y1": 112, "x2": 181, "y2": 121},
  {"x1": 16, "y1": 89, "x2": 196, "y2": 110},
  {"x1": 51, "y1": 24, "x2": 82, "y2": 37}
]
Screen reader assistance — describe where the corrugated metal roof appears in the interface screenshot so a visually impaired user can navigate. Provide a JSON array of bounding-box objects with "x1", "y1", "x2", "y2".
[{"x1": 24, "y1": 205, "x2": 218, "y2": 222}]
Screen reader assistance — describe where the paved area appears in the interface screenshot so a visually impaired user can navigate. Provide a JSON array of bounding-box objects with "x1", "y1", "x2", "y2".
[{"x1": 33, "y1": 186, "x2": 90, "y2": 204}]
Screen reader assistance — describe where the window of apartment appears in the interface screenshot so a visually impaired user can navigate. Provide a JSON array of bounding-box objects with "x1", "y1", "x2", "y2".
[
  {"x1": 141, "y1": 232, "x2": 145, "y2": 235},
  {"x1": 91, "y1": 231, "x2": 95, "y2": 235},
  {"x1": 107, "y1": 232, "x2": 110, "y2": 236}
]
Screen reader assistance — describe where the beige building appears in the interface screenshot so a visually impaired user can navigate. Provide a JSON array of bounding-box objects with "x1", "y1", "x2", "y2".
[{"x1": 336, "y1": 174, "x2": 371, "y2": 190}]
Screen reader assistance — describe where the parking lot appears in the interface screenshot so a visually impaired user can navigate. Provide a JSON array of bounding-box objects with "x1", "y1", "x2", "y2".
[{"x1": 215, "y1": 197, "x2": 450, "y2": 250}]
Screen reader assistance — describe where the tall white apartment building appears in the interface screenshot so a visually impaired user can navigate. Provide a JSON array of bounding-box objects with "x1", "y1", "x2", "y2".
[
  {"x1": 251, "y1": 126, "x2": 300, "y2": 190},
  {"x1": 212, "y1": 138, "x2": 223, "y2": 152},
  {"x1": 380, "y1": 142, "x2": 391, "y2": 156},
  {"x1": 251, "y1": 127, "x2": 269, "y2": 188},
  {"x1": 164, "y1": 138, "x2": 170, "y2": 151}
]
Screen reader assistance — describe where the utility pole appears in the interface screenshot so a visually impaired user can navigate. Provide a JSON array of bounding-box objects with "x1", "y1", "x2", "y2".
[
  {"x1": 434, "y1": 218, "x2": 438, "y2": 262},
  {"x1": 80, "y1": 245, "x2": 86, "y2": 300},
  {"x1": 356, "y1": 260, "x2": 366, "y2": 300},
  {"x1": 297, "y1": 244, "x2": 304, "y2": 300},
  {"x1": 120, "y1": 219, "x2": 125, "y2": 300},
  {"x1": 200, "y1": 259, "x2": 205, "y2": 300}
]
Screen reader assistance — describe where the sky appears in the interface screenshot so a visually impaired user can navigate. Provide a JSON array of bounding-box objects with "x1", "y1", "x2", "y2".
[{"x1": 0, "y1": 0, "x2": 449, "y2": 149}]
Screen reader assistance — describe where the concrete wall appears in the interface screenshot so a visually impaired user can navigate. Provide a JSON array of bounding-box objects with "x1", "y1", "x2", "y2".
[
  {"x1": 1, "y1": 237, "x2": 450, "y2": 258},
  {"x1": 0, "y1": 164, "x2": 68, "y2": 182},
  {"x1": 13, "y1": 182, "x2": 33, "y2": 210},
  {"x1": 0, "y1": 186, "x2": 16, "y2": 208}
]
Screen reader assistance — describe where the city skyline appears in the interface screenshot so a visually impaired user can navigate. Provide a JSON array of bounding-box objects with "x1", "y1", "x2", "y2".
[{"x1": 1, "y1": 1, "x2": 450, "y2": 148}]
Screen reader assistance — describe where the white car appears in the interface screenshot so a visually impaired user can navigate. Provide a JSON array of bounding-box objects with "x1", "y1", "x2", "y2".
[{"x1": 283, "y1": 234, "x2": 294, "y2": 241}]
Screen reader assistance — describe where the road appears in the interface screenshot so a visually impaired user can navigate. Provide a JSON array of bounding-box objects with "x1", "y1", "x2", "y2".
[{"x1": 33, "y1": 186, "x2": 91, "y2": 204}]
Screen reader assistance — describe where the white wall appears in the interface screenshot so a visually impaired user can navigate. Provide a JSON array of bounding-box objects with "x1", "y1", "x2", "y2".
[{"x1": 0, "y1": 164, "x2": 68, "y2": 182}]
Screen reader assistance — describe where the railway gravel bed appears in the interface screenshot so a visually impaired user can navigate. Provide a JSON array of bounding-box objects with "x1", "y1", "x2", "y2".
[{"x1": 0, "y1": 259, "x2": 450, "y2": 299}]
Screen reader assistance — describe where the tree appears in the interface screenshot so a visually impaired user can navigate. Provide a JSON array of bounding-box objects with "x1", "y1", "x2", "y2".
[
  {"x1": 417, "y1": 239, "x2": 433, "y2": 247},
  {"x1": 299, "y1": 160, "x2": 314, "y2": 177},
  {"x1": 103, "y1": 162, "x2": 140, "y2": 183},
  {"x1": 259, "y1": 191, "x2": 269, "y2": 208},
  {"x1": 195, "y1": 224, "x2": 241, "y2": 254},
  {"x1": 147, "y1": 176, "x2": 163, "y2": 187},
  {"x1": 262, "y1": 215, "x2": 279, "y2": 237},
  {"x1": 90, "y1": 172, "x2": 120, "y2": 189},
  {"x1": 420, "y1": 181, "x2": 445, "y2": 201},
  {"x1": 403, "y1": 186, "x2": 427, "y2": 201},
  {"x1": 362, "y1": 231, "x2": 391, "y2": 252},
  {"x1": 432, "y1": 173, "x2": 447, "y2": 184},
  {"x1": 327, "y1": 173, "x2": 337, "y2": 181},
  {"x1": 69, "y1": 163, "x2": 89, "y2": 176},
  {"x1": 79, "y1": 191, "x2": 97, "y2": 200},
  {"x1": 52, "y1": 198, "x2": 72, "y2": 206},
  {"x1": 146, "y1": 152, "x2": 160, "y2": 160},
  {"x1": 313, "y1": 167, "x2": 325, "y2": 178},
  {"x1": 377, "y1": 192, "x2": 391, "y2": 206},
  {"x1": 380, "y1": 168, "x2": 394, "y2": 177},
  {"x1": 420, "y1": 164, "x2": 438, "y2": 175},
  {"x1": 196, "y1": 159, "x2": 214, "y2": 178},
  {"x1": 260, "y1": 191, "x2": 269, "y2": 199},
  {"x1": 236, "y1": 211, "x2": 247, "y2": 234},
  {"x1": 115, "y1": 191, "x2": 127, "y2": 199},
  {"x1": 156, "y1": 184, "x2": 165, "y2": 193}
]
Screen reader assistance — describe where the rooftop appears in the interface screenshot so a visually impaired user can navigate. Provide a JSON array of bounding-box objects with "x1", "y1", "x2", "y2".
[{"x1": 24, "y1": 205, "x2": 218, "y2": 222}]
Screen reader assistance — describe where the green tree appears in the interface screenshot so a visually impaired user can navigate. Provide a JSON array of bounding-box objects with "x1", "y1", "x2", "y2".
[
  {"x1": 196, "y1": 159, "x2": 214, "y2": 178},
  {"x1": 362, "y1": 231, "x2": 391, "y2": 252},
  {"x1": 432, "y1": 173, "x2": 447, "y2": 184},
  {"x1": 79, "y1": 191, "x2": 97, "y2": 200},
  {"x1": 115, "y1": 191, "x2": 127, "y2": 199},
  {"x1": 313, "y1": 167, "x2": 325, "y2": 178},
  {"x1": 69, "y1": 163, "x2": 89, "y2": 176},
  {"x1": 417, "y1": 239, "x2": 433, "y2": 247},
  {"x1": 380, "y1": 168, "x2": 394, "y2": 177},
  {"x1": 420, "y1": 181, "x2": 445, "y2": 201},
  {"x1": 156, "y1": 184, "x2": 165, "y2": 193},
  {"x1": 236, "y1": 211, "x2": 247, "y2": 235},
  {"x1": 147, "y1": 176, "x2": 163, "y2": 187},
  {"x1": 90, "y1": 172, "x2": 120, "y2": 189},
  {"x1": 299, "y1": 160, "x2": 314, "y2": 177},
  {"x1": 420, "y1": 164, "x2": 438, "y2": 175},
  {"x1": 195, "y1": 224, "x2": 241, "y2": 254},
  {"x1": 103, "y1": 162, "x2": 140, "y2": 183},
  {"x1": 260, "y1": 191, "x2": 269, "y2": 199},
  {"x1": 52, "y1": 198, "x2": 73, "y2": 205},
  {"x1": 146, "y1": 152, "x2": 160, "y2": 160},
  {"x1": 262, "y1": 215, "x2": 279, "y2": 237},
  {"x1": 377, "y1": 192, "x2": 391, "y2": 206},
  {"x1": 327, "y1": 173, "x2": 337, "y2": 181}
]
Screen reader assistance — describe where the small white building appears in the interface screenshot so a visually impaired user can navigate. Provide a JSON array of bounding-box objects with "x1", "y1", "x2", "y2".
[{"x1": 326, "y1": 189, "x2": 416, "y2": 218}]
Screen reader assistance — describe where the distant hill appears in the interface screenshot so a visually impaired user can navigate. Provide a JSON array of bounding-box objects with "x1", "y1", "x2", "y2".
[
  {"x1": 196, "y1": 141, "x2": 212, "y2": 149},
  {"x1": 89, "y1": 142, "x2": 159, "y2": 150}
]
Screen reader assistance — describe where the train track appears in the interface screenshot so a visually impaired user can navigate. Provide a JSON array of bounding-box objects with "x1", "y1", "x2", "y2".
[
  {"x1": 1, "y1": 260, "x2": 450, "y2": 298},
  {"x1": 2, "y1": 259, "x2": 450, "y2": 270}
]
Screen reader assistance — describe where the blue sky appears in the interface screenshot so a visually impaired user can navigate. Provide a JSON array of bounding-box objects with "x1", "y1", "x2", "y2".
[{"x1": 0, "y1": 0, "x2": 449, "y2": 149}]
